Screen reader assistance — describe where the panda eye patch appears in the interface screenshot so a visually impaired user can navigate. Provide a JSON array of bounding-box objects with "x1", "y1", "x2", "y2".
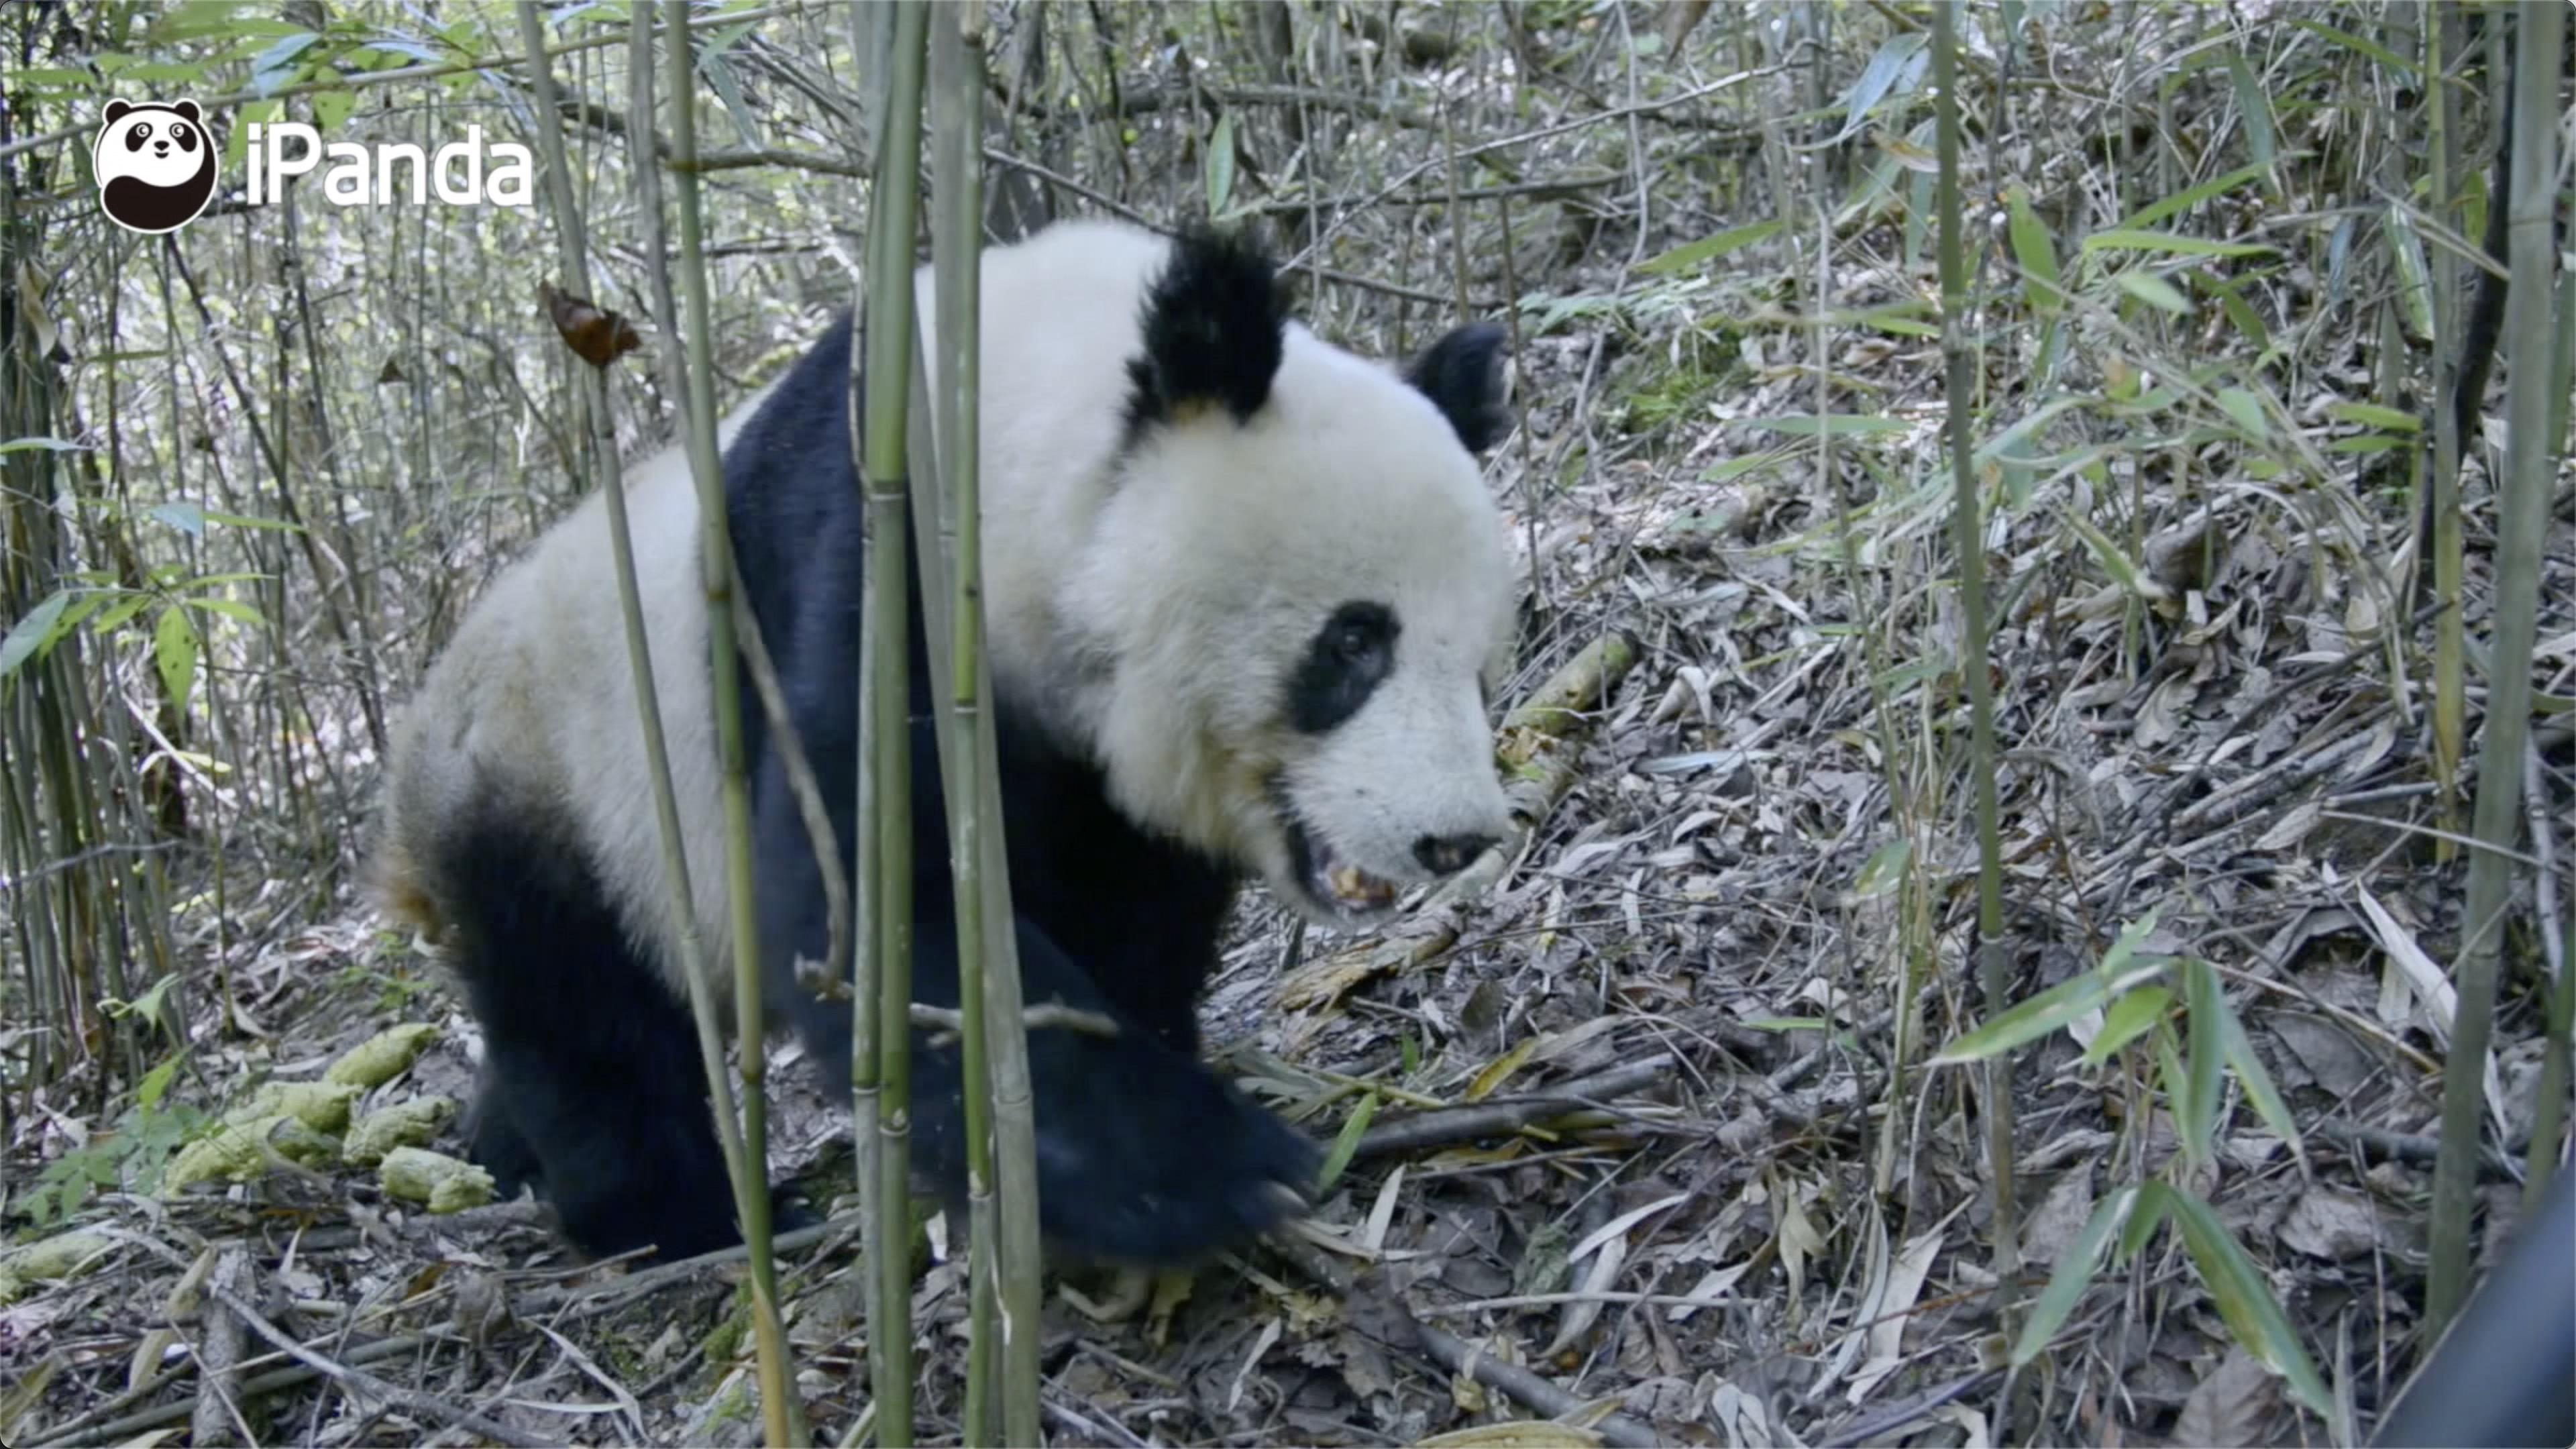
[
  {"x1": 1287, "y1": 601, "x2": 1397, "y2": 735},
  {"x1": 127, "y1": 125, "x2": 151, "y2": 151},
  {"x1": 174, "y1": 125, "x2": 197, "y2": 152}
]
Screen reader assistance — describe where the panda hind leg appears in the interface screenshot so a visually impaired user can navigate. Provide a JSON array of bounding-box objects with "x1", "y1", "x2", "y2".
[{"x1": 435, "y1": 796, "x2": 743, "y2": 1263}]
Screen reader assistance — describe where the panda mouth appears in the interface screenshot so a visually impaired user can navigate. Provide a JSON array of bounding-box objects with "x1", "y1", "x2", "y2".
[{"x1": 1270, "y1": 785, "x2": 1400, "y2": 922}]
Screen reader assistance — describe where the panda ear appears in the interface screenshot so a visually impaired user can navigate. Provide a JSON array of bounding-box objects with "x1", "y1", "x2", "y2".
[
  {"x1": 1407, "y1": 321, "x2": 1511, "y2": 455},
  {"x1": 173, "y1": 100, "x2": 202, "y2": 123},
  {"x1": 1124, "y1": 227, "x2": 1287, "y2": 432},
  {"x1": 104, "y1": 99, "x2": 132, "y2": 123}
]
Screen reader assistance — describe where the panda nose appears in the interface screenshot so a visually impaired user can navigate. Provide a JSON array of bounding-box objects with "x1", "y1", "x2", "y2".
[{"x1": 1413, "y1": 832, "x2": 1498, "y2": 877}]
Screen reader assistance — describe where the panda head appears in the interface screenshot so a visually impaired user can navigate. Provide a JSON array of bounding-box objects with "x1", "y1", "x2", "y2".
[
  {"x1": 1070, "y1": 230, "x2": 1519, "y2": 927},
  {"x1": 93, "y1": 99, "x2": 217, "y2": 233}
]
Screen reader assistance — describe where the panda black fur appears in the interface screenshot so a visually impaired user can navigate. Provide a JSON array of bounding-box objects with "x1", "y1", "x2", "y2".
[
  {"x1": 374, "y1": 218, "x2": 1519, "y2": 1267},
  {"x1": 92, "y1": 99, "x2": 217, "y2": 235}
]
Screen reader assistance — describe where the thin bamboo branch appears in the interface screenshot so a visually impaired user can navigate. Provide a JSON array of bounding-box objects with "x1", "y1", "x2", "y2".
[{"x1": 1930, "y1": 3, "x2": 2019, "y2": 1329}]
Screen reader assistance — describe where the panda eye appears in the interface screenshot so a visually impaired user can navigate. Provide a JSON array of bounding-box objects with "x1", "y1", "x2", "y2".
[
  {"x1": 174, "y1": 125, "x2": 197, "y2": 152},
  {"x1": 1285, "y1": 600, "x2": 1400, "y2": 735},
  {"x1": 126, "y1": 125, "x2": 150, "y2": 151},
  {"x1": 1334, "y1": 621, "x2": 1381, "y2": 662}
]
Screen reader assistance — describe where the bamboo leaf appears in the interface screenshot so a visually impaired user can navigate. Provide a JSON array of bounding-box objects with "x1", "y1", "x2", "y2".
[
  {"x1": 2216, "y1": 387, "x2": 2271, "y2": 441},
  {"x1": 1742, "y1": 413, "x2": 1913, "y2": 439},
  {"x1": 154, "y1": 604, "x2": 200, "y2": 715},
  {"x1": 150, "y1": 501, "x2": 207, "y2": 537},
  {"x1": 2329, "y1": 402, "x2": 2421, "y2": 433},
  {"x1": 1464, "y1": 1037, "x2": 1539, "y2": 1103},
  {"x1": 1935, "y1": 957, "x2": 2164, "y2": 1065},
  {"x1": 313, "y1": 86, "x2": 357, "y2": 133},
  {"x1": 2012, "y1": 1184, "x2": 2137, "y2": 1366},
  {"x1": 2114, "y1": 162, "x2": 2275, "y2": 232},
  {"x1": 2290, "y1": 17, "x2": 2416, "y2": 76},
  {"x1": 2221, "y1": 50, "x2": 2275, "y2": 172},
  {"x1": 1639, "y1": 218, "x2": 1786, "y2": 274},
  {"x1": 1318, "y1": 1091, "x2": 1377, "y2": 1193},
  {"x1": 2210, "y1": 282, "x2": 2271, "y2": 351},
  {"x1": 2063, "y1": 508, "x2": 2154, "y2": 596},
  {"x1": 2082, "y1": 229, "x2": 2273, "y2": 258},
  {"x1": 2161, "y1": 1185, "x2": 2334, "y2": 1416},
  {"x1": 2006, "y1": 187, "x2": 2059, "y2": 313},
  {"x1": 183, "y1": 597, "x2": 268, "y2": 628},
  {"x1": 2180, "y1": 958, "x2": 2225, "y2": 1169},
  {"x1": 2116, "y1": 271, "x2": 2192, "y2": 315},
  {"x1": 1846, "y1": 837, "x2": 1912, "y2": 902},
  {"x1": 2082, "y1": 985, "x2": 2173, "y2": 1067},
  {"x1": 2216, "y1": 981, "x2": 2303, "y2": 1159},
  {"x1": 2120, "y1": 1176, "x2": 2174, "y2": 1256},
  {"x1": 1824, "y1": 32, "x2": 1929, "y2": 146},
  {"x1": 2098, "y1": 911, "x2": 2161, "y2": 976},
  {"x1": 0, "y1": 590, "x2": 74, "y2": 682}
]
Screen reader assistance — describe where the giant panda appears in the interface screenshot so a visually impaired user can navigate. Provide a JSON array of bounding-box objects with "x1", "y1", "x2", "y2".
[{"x1": 372, "y1": 217, "x2": 1519, "y2": 1268}]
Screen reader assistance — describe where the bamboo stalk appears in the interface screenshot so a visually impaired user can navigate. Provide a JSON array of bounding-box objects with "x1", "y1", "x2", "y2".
[
  {"x1": 638, "y1": 9, "x2": 804, "y2": 1443},
  {"x1": 528, "y1": 0, "x2": 759, "y2": 1352},
  {"x1": 902, "y1": 294, "x2": 1053, "y2": 1449},
  {"x1": 925, "y1": 10, "x2": 996, "y2": 1444},
  {"x1": 922, "y1": 6, "x2": 1043, "y2": 1440},
  {"x1": 2427, "y1": 0, "x2": 2563, "y2": 1340},
  {"x1": 857, "y1": 9, "x2": 930, "y2": 1443},
  {"x1": 2428, "y1": 3, "x2": 2466, "y2": 855},
  {"x1": 1930, "y1": 3, "x2": 2019, "y2": 1330}
]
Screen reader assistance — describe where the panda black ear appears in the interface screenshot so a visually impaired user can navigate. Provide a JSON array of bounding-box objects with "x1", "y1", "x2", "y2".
[
  {"x1": 1125, "y1": 227, "x2": 1287, "y2": 432},
  {"x1": 104, "y1": 99, "x2": 132, "y2": 123},
  {"x1": 1407, "y1": 321, "x2": 1512, "y2": 455},
  {"x1": 173, "y1": 100, "x2": 202, "y2": 123}
]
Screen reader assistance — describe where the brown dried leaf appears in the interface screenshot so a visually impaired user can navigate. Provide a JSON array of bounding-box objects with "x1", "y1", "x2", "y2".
[
  {"x1": 539, "y1": 281, "x2": 643, "y2": 368},
  {"x1": 2278, "y1": 1188, "x2": 2378, "y2": 1261},
  {"x1": 2172, "y1": 1346, "x2": 2279, "y2": 1447}
]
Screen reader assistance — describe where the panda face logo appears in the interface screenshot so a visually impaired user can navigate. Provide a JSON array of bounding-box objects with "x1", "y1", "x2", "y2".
[{"x1": 93, "y1": 99, "x2": 219, "y2": 235}]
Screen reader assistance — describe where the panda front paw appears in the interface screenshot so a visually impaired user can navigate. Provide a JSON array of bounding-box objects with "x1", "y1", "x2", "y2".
[
  {"x1": 1026, "y1": 1045, "x2": 1320, "y2": 1268},
  {"x1": 911, "y1": 1016, "x2": 1320, "y2": 1269}
]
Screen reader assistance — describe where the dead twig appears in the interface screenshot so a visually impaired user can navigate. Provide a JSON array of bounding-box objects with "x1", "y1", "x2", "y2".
[
  {"x1": 1409, "y1": 1320, "x2": 1662, "y2": 1448},
  {"x1": 1354, "y1": 1056, "x2": 1673, "y2": 1161}
]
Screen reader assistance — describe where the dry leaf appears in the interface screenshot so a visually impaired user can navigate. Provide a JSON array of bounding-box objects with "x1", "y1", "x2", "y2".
[{"x1": 2172, "y1": 1346, "x2": 2278, "y2": 1447}]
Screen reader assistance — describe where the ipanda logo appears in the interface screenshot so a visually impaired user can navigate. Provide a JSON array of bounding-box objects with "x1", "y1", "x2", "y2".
[
  {"x1": 93, "y1": 95, "x2": 533, "y2": 234},
  {"x1": 93, "y1": 98, "x2": 218, "y2": 234}
]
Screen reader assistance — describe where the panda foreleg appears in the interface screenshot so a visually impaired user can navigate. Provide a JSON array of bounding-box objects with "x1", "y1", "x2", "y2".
[
  {"x1": 436, "y1": 795, "x2": 745, "y2": 1263},
  {"x1": 902, "y1": 915, "x2": 1323, "y2": 1271},
  {"x1": 462, "y1": 1061, "x2": 543, "y2": 1199}
]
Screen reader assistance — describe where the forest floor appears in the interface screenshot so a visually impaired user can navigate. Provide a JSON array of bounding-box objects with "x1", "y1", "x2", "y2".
[{"x1": 7, "y1": 8, "x2": 2575, "y2": 1448}]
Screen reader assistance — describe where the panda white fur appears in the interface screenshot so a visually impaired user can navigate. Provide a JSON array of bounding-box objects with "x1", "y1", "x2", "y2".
[
  {"x1": 373, "y1": 218, "x2": 1518, "y2": 1265},
  {"x1": 93, "y1": 99, "x2": 217, "y2": 234}
]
